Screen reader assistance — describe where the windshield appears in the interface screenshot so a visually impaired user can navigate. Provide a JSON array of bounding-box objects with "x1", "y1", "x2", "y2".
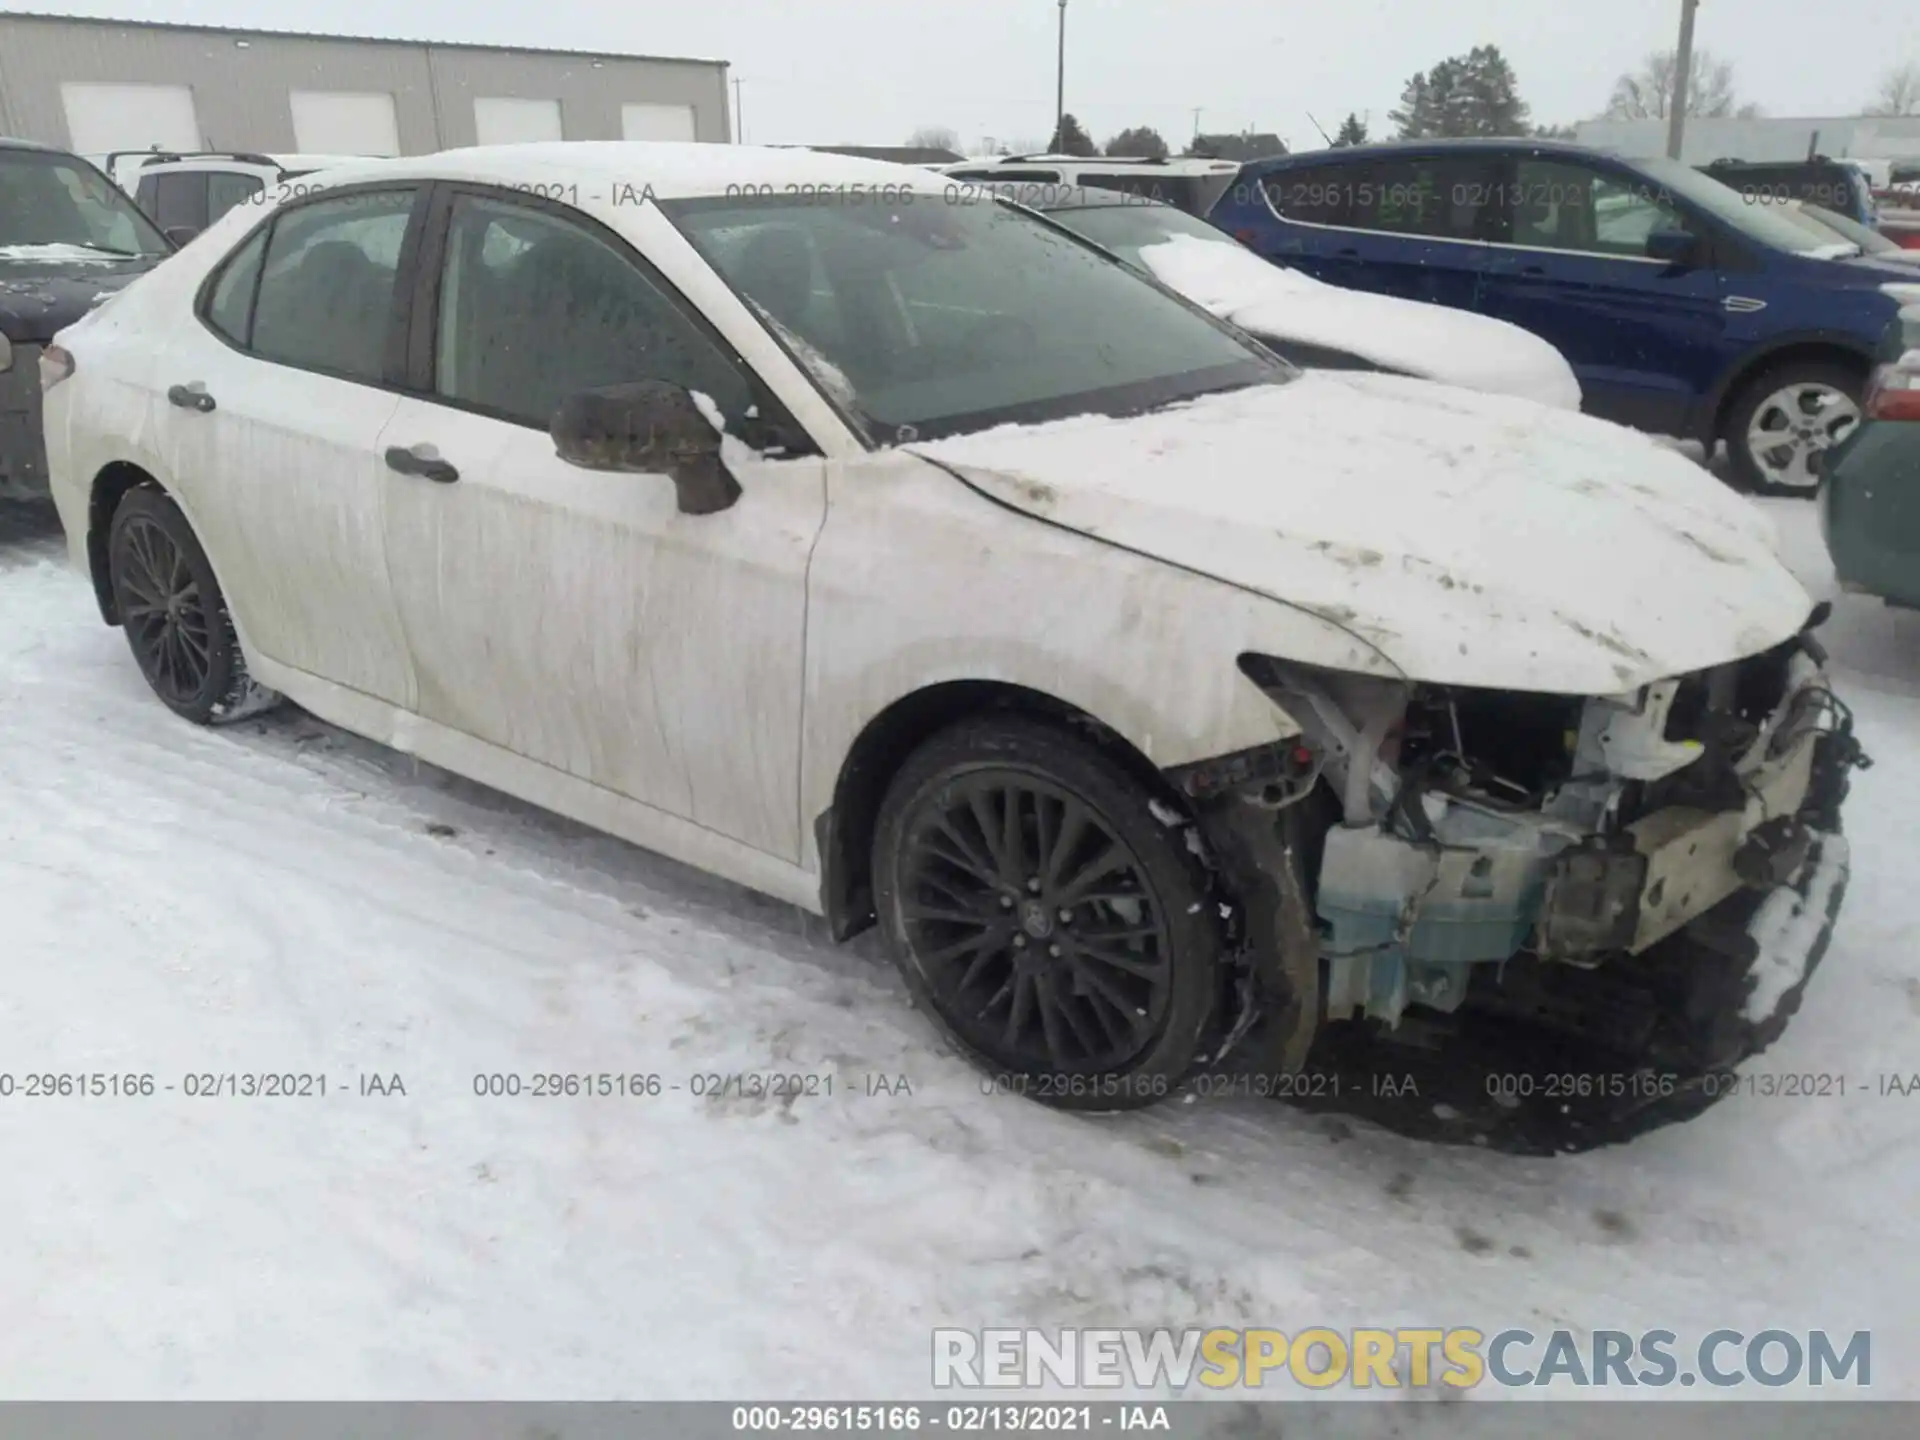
[
  {"x1": 1632, "y1": 157, "x2": 1852, "y2": 256},
  {"x1": 1771, "y1": 202, "x2": 1863, "y2": 257},
  {"x1": 1050, "y1": 203, "x2": 1233, "y2": 269},
  {"x1": 0, "y1": 149, "x2": 170, "y2": 258},
  {"x1": 662, "y1": 191, "x2": 1287, "y2": 444},
  {"x1": 1801, "y1": 201, "x2": 1898, "y2": 254}
]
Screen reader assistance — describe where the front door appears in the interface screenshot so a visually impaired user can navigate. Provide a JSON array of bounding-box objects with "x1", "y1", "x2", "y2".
[
  {"x1": 377, "y1": 187, "x2": 827, "y2": 860},
  {"x1": 155, "y1": 186, "x2": 423, "y2": 708},
  {"x1": 1474, "y1": 156, "x2": 1726, "y2": 434}
]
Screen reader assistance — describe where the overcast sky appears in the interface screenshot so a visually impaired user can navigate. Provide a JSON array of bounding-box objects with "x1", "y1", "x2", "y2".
[{"x1": 25, "y1": 0, "x2": 1916, "y2": 151}]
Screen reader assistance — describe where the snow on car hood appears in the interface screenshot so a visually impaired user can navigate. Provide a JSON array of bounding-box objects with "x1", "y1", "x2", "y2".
[
  {"x1": 1137, "y1": 234, "x2": 1584, "y2": 413},
  {"x1": 914, "y1": 372, "x2": 1811, "y2": 696}
]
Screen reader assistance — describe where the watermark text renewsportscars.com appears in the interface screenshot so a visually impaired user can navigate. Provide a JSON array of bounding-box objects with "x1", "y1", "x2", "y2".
[{"x1": 932, "y1": 1327, "x2": 1871, "y2": 1392}]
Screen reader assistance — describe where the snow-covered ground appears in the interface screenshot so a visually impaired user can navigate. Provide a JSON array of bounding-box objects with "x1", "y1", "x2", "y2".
[{"x1": 1, "y1": 496, "x2": 1916, "y2": 1405}]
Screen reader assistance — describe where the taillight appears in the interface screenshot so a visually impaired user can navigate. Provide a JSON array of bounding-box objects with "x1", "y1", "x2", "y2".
[
  {"x1": 1864, "y1": 355, "x2": 1920, "y2": 421},
  {"x1": 39, "y1": 344, "x2": 75, "y2": 394}
]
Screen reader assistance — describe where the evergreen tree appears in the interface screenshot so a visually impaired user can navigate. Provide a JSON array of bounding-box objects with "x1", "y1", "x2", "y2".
[
  {"x1": 1332, "y1": 112, "x2": 1371, "y2": 147},
  {"x1": 1391, "y1": 46, "x2": 1531, "y2": 139},
  {"x1": 1047, "y1": 113, "x2": 1098, "y2": 157},
  {"x1": 1105, "y1": 125, "x2": 1170, "y2": 159}
]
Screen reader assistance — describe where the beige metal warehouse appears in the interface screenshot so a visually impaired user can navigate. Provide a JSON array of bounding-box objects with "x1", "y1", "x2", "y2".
[{"x1": 0, "y1": 11, "x2": 731, "y2": 156}]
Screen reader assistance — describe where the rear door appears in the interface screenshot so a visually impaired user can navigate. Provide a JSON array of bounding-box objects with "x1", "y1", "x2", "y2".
[
  {"x1": 154, "y1": 185, "x2": 424, "y2": 707},
  {"x1": 1252, "y1": 152, "x2": 1506, "y2": 310},
  {"x1": 1475, "y1": 155, "x2": 1724, "y2": 434}
]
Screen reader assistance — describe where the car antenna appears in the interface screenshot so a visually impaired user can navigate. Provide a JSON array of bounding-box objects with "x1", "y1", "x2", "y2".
[{"x1": 1306, "y1": 112, "x2": 1334, "y2": 147}]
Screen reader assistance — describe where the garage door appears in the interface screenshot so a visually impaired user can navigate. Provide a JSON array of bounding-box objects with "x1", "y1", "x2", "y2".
[
  {"x1": 474, "y1": 97, "x2": 564, "y2": 145},
  {"x1": 621, "y1": 103, "x2": 698, "y2": 142},
  {"x1": 61, "y1": 82, "x2": 201, "y2": 155},
  {"x1": 289, "y1": 91, "x2": 401, "y2": 157}
]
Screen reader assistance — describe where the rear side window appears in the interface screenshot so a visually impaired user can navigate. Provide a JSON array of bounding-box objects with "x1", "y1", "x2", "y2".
[
  {"x1": 248, "y1": 189, "x2": 415, "y2": 383},
  {"x1": 1285, "y1": 156, "x2": 1505, "y2": 241},
  {"x1": 949, "y1": 169, "x2": 1061, "y2": 183},
  {"x1": 203, "y1": 226, "x2": 268, "y2": 343},
  {"x1": 1257, "y1": 165, "x2": 1354, "y2": 225},
  {"x1": 138, "y1": 172, "x2": 209, "y2": 232}
]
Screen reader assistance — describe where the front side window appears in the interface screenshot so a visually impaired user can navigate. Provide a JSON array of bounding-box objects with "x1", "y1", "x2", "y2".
[
  {"x1": 0, "y1": 149, "x2": 171, "y2": 257},
  {"x1": 664, "y1": 192, "x2": 1286, "y2": 443},
  {"x1": 433, "y1": 194, "x2": 759, "y2": 436},
  {"x1": 1507, "y1": 158, "x2": 1696, "y2": 259},
  {"x1": 249, "y1": 189, "x2": 415, "y2": 383}
]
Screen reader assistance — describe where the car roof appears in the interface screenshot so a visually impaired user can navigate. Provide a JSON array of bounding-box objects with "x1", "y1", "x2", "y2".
[
  {"x1": 1235, "y1": 136, "x2": 1613, "y2": 176},
  {"x1": 305, "y1": 141, "x2": 940, "y2": 198},
  {"x1": 0, "y1": 136, "x2": 71, "y2": 155},
  {"x1": 942, "y1": 154, "x2": 1240, "y2": 174}
]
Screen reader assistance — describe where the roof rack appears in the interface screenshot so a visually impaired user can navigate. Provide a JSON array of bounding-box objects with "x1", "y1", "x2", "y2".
[{"x1": 106, "y1": 148, "x2": 279, "y2": 172}]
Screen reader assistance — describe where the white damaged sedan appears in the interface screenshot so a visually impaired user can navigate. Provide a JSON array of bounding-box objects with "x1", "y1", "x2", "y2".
[{"x1": 41, "y1": 143, "x2": 1866, "y2": 1116}]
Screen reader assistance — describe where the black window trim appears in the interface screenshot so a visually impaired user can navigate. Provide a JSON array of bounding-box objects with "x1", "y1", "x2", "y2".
[
  {"x1": 401, "y1": 179, "x2": 821, "y2": 457},
  {"x1": 190, "y1": 179, "x2": 430, "y2": 394}
]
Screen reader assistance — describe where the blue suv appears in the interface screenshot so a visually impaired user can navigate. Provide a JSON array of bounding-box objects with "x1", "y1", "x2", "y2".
[{"x1": 1210, "y1": 140, "x2": 1920, "y2": 495}]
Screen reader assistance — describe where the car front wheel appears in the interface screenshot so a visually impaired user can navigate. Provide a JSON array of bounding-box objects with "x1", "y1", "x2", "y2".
[
  {"x1": 872, "y1": 717, "x2": 1222, "y2": 1110},
  {"x1": 1724, "y1": 361, "x2": 1864, "y2": 497}
]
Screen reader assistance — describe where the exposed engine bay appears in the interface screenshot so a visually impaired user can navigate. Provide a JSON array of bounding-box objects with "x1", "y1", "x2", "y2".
[{"x1": 1172, "y1": 612, "x2": 1868, "y2": 1080}]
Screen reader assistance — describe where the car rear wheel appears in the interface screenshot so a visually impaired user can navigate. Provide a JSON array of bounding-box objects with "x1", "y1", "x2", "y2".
[
  {"x1": 872, "y1": 717, "x2": 1221, "y2": 1110},
  {"x1": 1724, "y1": 361, "x2": 1864, "y2": 497},
  {"x1": 107, "y1": 487, "x2": 276, "y2": 725}
]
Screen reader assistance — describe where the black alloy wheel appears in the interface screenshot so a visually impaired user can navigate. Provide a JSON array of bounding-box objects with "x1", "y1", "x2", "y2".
[
  {"x1": 107, "y1": 488, "x2": 242, "y2": 723},
  {"x1": 874, "y1": 718, "x2": 1221, "y2": 1110}
]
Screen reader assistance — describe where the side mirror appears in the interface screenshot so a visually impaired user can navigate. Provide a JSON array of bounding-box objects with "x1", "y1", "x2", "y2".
[
  {"x1": 164, "y1": 225, "x2": 201, "y2": 246},
  {"x1": 550, "y1": 380, "x2": 741, "y2": 515},
  {"x1": 1645, "y1": 228, "x2": 1699, "y2": 268}
]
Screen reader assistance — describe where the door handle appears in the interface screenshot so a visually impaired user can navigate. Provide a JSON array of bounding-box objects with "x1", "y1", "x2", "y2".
[
  {"x1": 384, "y1": 444, "x2": 459, "y2": 484},
  {"x1": 166, "y1": 382, "x2": 215, "y2": 412}
]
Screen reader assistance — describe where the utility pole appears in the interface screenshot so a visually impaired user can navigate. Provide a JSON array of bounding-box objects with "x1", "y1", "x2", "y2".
[
  {"x1": 1191, "y1": 107, "x2": 1203, "y2": 140},
  {"x1": 1055, "y1": 0, "x2": 1068, "y2": 151},
  {"x1": 732, "y1": 76, "x2": 745, "y2": 144},
  {"x1": 1667, "y1": 0, "x2": 1700, "y2": 160}
]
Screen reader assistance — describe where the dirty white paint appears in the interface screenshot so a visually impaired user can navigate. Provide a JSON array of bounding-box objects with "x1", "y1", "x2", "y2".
[
  {"x1": 1136, "y1": 233, "x2": 1584, "y2": 412},
  {"x1": 919, "y1": 372, "x2": 1814, "y2": 695},
  {"x1": 34, "y1": 142, "x2": 1818, "y2": 930}
]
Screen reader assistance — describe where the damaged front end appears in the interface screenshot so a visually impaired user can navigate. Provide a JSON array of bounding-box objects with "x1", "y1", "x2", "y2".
[{"x1": 1169, "y1": 609, "x2": 1869, "y2": 1082}]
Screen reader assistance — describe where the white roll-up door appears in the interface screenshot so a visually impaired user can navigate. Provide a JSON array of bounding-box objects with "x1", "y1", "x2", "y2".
[
  {"x1": 60, "y1": 82, "x2": 202, "y2": 154},
  {"x1": 474, "y1": 97, "x2": 565, "y2": 145},
  {"x1": 621, "y1": 103, "x2": 698, "y2": 142},
  {"x1": 289, "y1": 91, "x2": 401, "y2": 157}
]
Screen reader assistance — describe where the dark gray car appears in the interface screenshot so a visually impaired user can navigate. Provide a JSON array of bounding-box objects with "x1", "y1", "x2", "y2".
[{"x1": 1, "y1": 139, "x2": 173, "y2": 501}]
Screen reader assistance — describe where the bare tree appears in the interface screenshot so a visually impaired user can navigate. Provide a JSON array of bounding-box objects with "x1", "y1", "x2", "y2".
[
  {"x1": 1606, "y1": 48, "x2": 1747, "y2": 120},
  {"x1": 906, "y1": 125, "x2": 961, "y2": 152},
  {"x1": 1866, "y1": 62, "x2": 1920, "y2": 116}
]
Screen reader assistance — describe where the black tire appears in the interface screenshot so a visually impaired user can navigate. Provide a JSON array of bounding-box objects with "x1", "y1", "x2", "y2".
[
  {"x1": 1721, "y1": 360, "x2": 1865, "y2": 498},
  {"x1": 872, "y1": 716, "x2": 1222, "y2": 1112},
  {"x1": 106, "y1": 487, "x2": 273, "y2": 725}
]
